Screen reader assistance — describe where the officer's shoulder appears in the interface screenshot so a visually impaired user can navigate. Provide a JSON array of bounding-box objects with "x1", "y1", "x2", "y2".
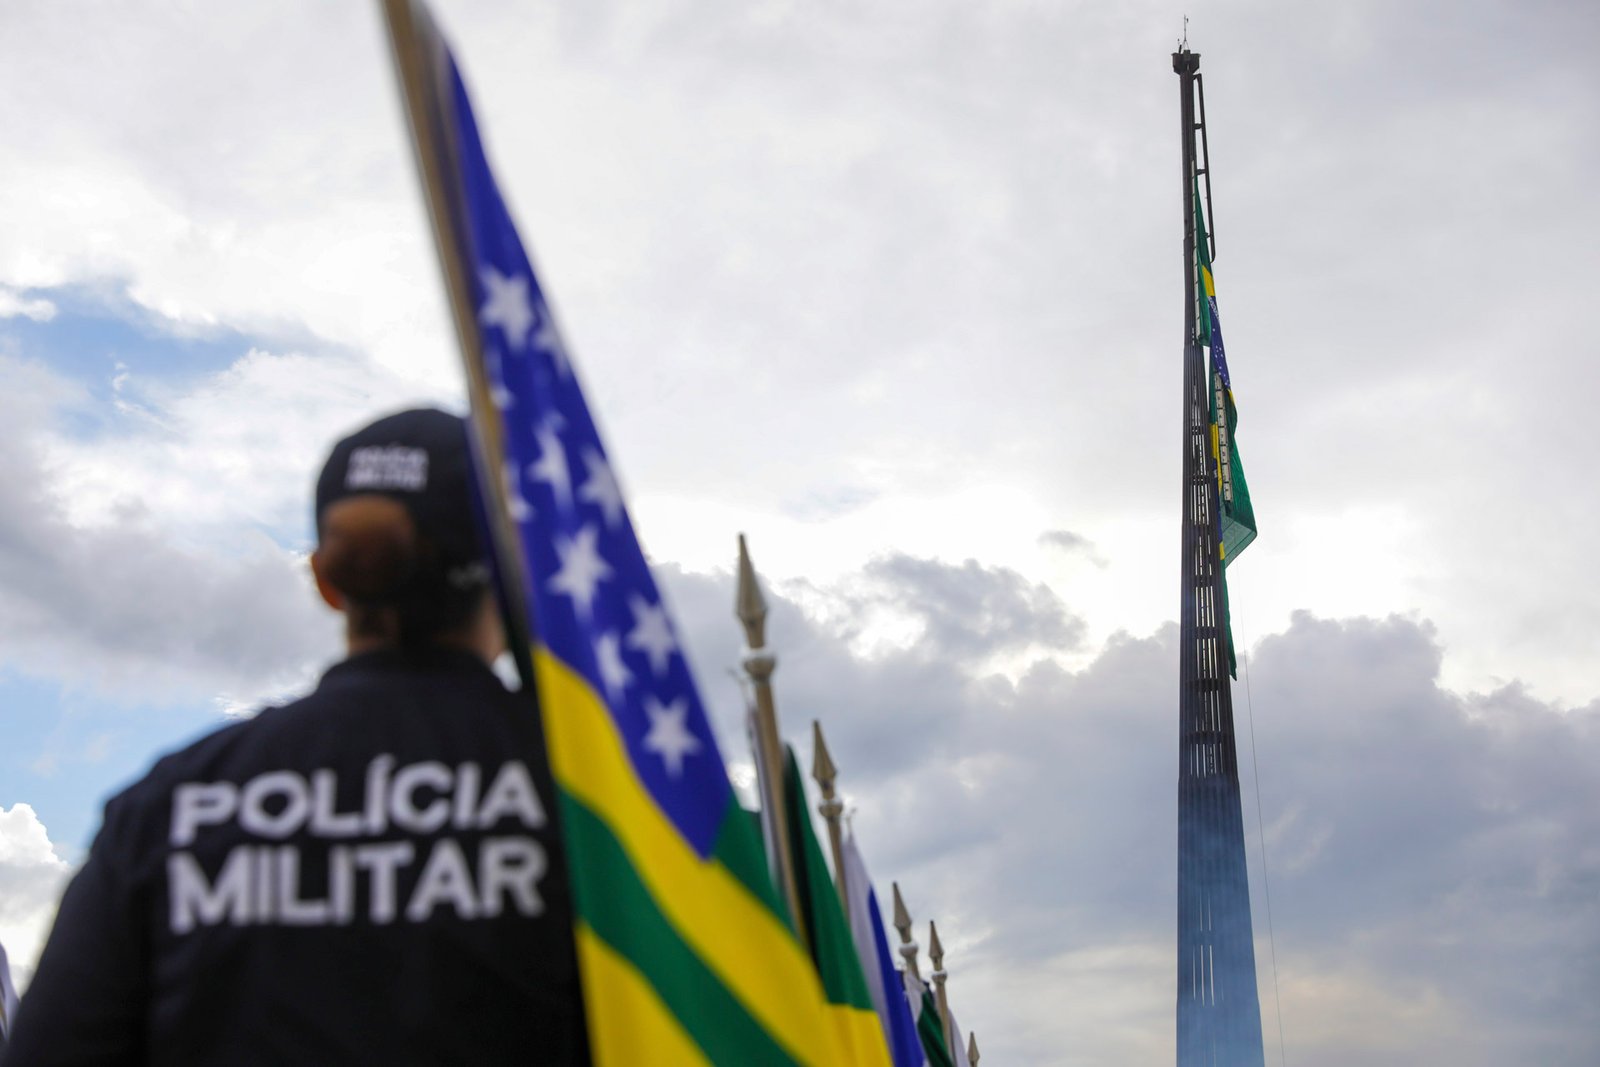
[
  {"x1": 107, "y1": 651, "x2": 515, "y2": 809},
  {"x1": 108, "y1": 684, "x2": 326, "y2": 811}
]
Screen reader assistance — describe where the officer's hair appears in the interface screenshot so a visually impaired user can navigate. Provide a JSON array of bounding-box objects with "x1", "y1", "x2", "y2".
[{"x1": 317, "y1": 496, "x2": 484, "y2": 644}]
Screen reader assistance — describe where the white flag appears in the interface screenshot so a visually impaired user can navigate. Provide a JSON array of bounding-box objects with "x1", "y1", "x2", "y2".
[
  {"x1": 949, "y1": 1010, "x2": 970, "y2": 1067},
  {"x1": 843, "y1": 833, "x2": 892, "y2": 1047},
  {"x1": 844, "y1": 832, "x2": 927, "y2": 1067}
]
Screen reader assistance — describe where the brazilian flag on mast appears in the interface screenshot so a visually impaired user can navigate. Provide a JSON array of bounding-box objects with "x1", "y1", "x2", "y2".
[
  {"x1": 1195, "y1": 183, "x2": 1256, "y2": 677},
  {"x1": 1195, "y1": 183, "x2": 1257, "y2": 565}
]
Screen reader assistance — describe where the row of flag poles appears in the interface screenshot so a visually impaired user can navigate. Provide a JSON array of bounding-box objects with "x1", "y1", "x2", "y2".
[{"x1": 379, "y1": 2, "x2": 983, "y2": 1063}]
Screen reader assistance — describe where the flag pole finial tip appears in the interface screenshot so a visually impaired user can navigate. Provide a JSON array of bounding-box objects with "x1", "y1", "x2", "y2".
[
  {"x1": 811, "y1": 720, "x2": 837, "y2": 788},
  {"x1": 892, "y1": 882, "x2": 911, "y2": 937},
  {"x1": 735, "y1": 534, "x2": 767, "y2": 646}
]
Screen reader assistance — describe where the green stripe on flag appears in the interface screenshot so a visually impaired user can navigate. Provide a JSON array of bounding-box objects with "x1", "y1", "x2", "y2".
[
  {"x1": 917, "y1": 986, "x2": 955, "y2": 1067},
  {"x1": 782, "y1": 749, "x2": 875, "y2": 1012},
  {"x1": 714, "y1": 800, "x2": 790, "y2": 927},
  {"x1": 559, "y1": 791, "x2": 805, "y2": 1067}
]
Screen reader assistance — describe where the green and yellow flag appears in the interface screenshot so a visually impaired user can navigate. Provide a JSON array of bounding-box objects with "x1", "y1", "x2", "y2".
[
  {"x1": 1195, "y1": 185, "x2": 1257, "y2": 567},
  {"x1": 782, "y1": 748, "x2": 896, "y2": 1067},
  {"x1": 1195, "y1": 186, "x2": 1257, "y2": 567},
  {"x1": 1195, "y1": 184, "x2": 1257, "y2": 676}
]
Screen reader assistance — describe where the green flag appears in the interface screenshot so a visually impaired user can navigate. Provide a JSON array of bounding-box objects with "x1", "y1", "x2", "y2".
[
  {"x1": 903, "y1": 970, "x2": 955, "y2": 1067},
  {"x1": 781, "y1": 748, "x2": 895, "y2": 1067}
]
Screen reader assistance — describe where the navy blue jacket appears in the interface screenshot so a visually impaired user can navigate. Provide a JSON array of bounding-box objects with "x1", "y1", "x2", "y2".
[{"x1": 4, "y1": 647, "x2": 585, "y2": 1065}]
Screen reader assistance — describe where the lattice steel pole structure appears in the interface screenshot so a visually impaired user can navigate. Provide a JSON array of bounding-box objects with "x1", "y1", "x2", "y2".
[{"x1": 1173, "y1": 46, "x2": 1265, "y2": 1067}]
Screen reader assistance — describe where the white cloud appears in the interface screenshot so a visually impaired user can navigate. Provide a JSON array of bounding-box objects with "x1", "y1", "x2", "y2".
[
  {"x1": 1, "y1": 0, "x2": 1596, "y2": 708},
  {"x1": 0, "y1": 2, "x2": 1597, "y2": 1060},
  {"x1": 660, "y1": 563, "x2": 1600, "y2": 1065},
  {"x1": 955, "y1": 941, "x2": 1173, "y2": 1065},
  {"x1": 0, "y1": 805, "x2": 71, "y2": 994},
  {"x1": 0, "y1": 354, "x2": 344, "y2": 705},
  {"x1": 43, "y1": 346, "x2": 426, "y2": 541},
  {"x1": 0, "y1": 287, "x2": 55, "y2": 322},
  {"x1": 0, "y1": 2, "x2": 456, "y2": 387}
]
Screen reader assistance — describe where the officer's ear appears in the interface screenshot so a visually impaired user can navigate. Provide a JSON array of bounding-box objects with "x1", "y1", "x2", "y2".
[{"x1": 309, "y1": 549, "x2": 345, "y2": 612}]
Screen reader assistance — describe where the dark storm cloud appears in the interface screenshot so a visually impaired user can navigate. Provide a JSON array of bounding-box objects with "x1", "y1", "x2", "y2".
[{"x1": 662, "y1": 558, "x2": 1599, "y2": 1065}]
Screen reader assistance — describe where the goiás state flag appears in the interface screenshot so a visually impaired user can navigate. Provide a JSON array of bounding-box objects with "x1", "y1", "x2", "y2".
[{"x1": 382, "y1": 2, "x2": 866, "y2": 1063}]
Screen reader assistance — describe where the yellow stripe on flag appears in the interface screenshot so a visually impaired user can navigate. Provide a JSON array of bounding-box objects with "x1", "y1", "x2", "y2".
[
  {"x1": 575, "y1": 923, "x2": 712, "y2": 1067},
  {"x1": 829, "y1": 1002, "x2": 895, "y2": 1067},
  {"x1": 1209, "y1": 424, "x2": 1228, "y2": 564},
  {"x1": 536, "y1": 648, "x2": 837, "y2": 1066}
]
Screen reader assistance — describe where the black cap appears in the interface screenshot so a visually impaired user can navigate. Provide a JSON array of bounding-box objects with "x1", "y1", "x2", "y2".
[{"x1": 315, "y1": 408, "x2": 489, "y2": 595}]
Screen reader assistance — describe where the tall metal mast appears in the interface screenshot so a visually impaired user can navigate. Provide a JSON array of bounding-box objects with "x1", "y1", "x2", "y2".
[{"x1": 1173, "y1": 46, "x2": 1266, "y2": 1067}]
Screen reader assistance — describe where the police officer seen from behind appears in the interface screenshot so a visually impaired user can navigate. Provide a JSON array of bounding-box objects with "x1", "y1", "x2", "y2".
[{"x1": 5, "y1": 409, "x2": 586, "y2": 1065}]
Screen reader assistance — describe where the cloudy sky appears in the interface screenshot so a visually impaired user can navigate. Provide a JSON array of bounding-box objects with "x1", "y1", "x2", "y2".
[{"x1": 2, "y1": 0, "x2": 1597, "y2": 1063}]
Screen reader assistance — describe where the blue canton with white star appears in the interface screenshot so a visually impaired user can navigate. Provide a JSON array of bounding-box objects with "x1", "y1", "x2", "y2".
[
  {"x1": 1207, "y1": 294, "x2": 1232, "y2": 391},
  {"x1": 446, "y1": 56, "x2": 732, "y2": 857}
]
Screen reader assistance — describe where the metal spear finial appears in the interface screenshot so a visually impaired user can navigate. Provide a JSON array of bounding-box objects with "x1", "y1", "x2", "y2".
[
  {"x1": 929, "y1": 920, "x2": 953, "y2": 1058},
  {"x1": 811, "y1": 720, "x2": 849, "y2": 919},
  {"x1": 736, "y1": 533, "x2": 768, "y2": 651},
  {"x1": 968, "y1": 1032, "x2": 980, "y2": 1065},
  {"x1": 734, "y1": 534, "x2": 803, "y2": 937},
  {"x1": 811, "y1": 718, "x2": 837, "y2": 790},
  {"x1": 892, "y1": 882, "x2": 921, "y2": 980}
]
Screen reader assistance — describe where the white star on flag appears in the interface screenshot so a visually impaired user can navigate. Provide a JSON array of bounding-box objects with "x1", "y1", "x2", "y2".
[
  {"x1": 479, "y1": 266, "x2": 535, "y2": 349},
  {"x1": 594, "y1": 630, "x2": 632, "y2": 705},
  {"x1": 532, "y1": 298, "x2": 570, "y2": 377},
  {"x1": 626, "y1": 594, "x2": 678, "y2": 676},
  {"x1": 527, "y1": 421, "x2": 572, "y2": 510},
  {"x1": 548, "y1": 523, "x2": 612, "y2": 618},
  {"x1": 485, "y1": 346, "x2": 514, "y2": 410},
  {"x1": 503, "y1": 460, "x2": 532, "y2": 522},
  {"x1": 578, "y1": 448, "x2": 625, "y2": 528},
  {"x1": 641, "y1": 696, "x2": 700, "y2": 777}
]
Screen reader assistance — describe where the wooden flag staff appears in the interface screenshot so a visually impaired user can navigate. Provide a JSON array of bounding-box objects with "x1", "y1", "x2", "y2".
[
  {"x1": 892, "y1": 882, "x2": 921, "y2": 981},
  {"x1": 811, "y1": 721, "x2": 849, "y2": 918},
  {"x1": 377, "y1": 0, "x2": 538, "y2": 680},
  {"x1": 735, "y1": 534, "x2": 806, "y2": 936},
  {"x1": 929, "y1": 919, "x2": 953, "y2": 1058}
]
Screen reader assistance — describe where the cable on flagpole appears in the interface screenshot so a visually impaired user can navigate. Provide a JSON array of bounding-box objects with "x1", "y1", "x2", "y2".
[{"x1": 1242, "y1": 649, "x2": 1289, "y2": 1066}]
